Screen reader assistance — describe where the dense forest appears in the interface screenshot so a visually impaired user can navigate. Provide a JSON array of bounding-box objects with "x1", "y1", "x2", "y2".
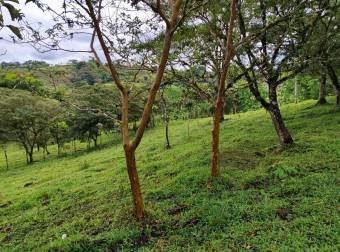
[{"x1": 0, "y1": 0, "x2": 339, "y2": 251}]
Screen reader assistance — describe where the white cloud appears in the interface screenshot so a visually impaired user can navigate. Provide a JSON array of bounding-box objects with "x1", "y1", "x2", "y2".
[{"x1": 0, "y1": 0, "x2": 93, "y2": 64}]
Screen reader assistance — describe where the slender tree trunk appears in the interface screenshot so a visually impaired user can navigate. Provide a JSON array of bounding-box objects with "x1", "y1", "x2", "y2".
[
  {"x1": 133, "y1": 121, "x2": 137, "y2": 132},
  {"x1": 85, "y1": 0, "x2": 185, "y2": 220},
  {"x1": 294, "y1": 78, "x2": 299, "y2": 104},
  {"x1": 160, "y1": 93, "x2": 171, "y2": 149},
  {"x1": 268, "y1": 87, "x2": 293, "y2": 147},
  {"x1": 211, "y1": 0, "x2": 237, "y2": 177},
  {"x1": 165, "y1": 121, "x2": 171, "y2": 149},
  {"x1": 124, "y1": 148, "x2": 145, "y2": 219},
  {"x1": 3, "y1": 148, "x2": 8, "y2": 169},
  {"x1": 317, "y1": 74, "x2": 327, "y2": 105}
]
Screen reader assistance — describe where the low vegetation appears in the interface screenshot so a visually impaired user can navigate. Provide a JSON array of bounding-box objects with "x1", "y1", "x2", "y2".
[{"x1": 1, "y1": 98, "x2": 339, "y2": 251}]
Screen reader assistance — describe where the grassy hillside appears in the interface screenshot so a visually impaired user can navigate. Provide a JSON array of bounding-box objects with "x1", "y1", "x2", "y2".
[{"x1": 0, "y1": 99, "x2": 339, "y2": 251}]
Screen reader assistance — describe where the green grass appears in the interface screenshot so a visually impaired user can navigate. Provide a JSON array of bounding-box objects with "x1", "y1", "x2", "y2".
[{"x1": 0, "y1": 98, "x2": 339, "y2": 251}]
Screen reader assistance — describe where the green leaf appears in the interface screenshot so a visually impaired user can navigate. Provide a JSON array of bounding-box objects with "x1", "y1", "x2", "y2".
[
  {"x1": 3, "y1": 3, "x2": 21, "y2": 21},
  {"x1": 5, "y1": 0, "x2": 20, "y2": 3},
  {"x1": 6, "y1": 25, "x2": 22, "y2": 39}
]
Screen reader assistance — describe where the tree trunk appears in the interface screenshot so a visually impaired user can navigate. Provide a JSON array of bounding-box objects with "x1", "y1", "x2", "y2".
[
  {"x1": 317, "y1": 74, "x2": 327, "y2": 105},
  {"x1": 294, "y1": 78, "x2": 299, "y2": 104},
  {"x1": 28, "y1": 151, "x2": 34, "y2": 164},
  {"x1": 165, "y1": 121, "x2": 171, "y2": 149},
  {"x1": 268, "y1": 88, "x2": 293, "y2": 147},
  {"x1": 124, "y1": 148, "x2": 145, "y2": 219},
  {"x1": 220, "y1": 101, "x2": 225, "y2": 122},
  {"x1": 85, "y1": 0, "x2": 185, "y2": 220},
  {"x1": 211, "y1": 0, "x2": 237, "y2": 177},
  {"x1": 3, "y1": 148, "x2": 8, "y2": 169}
]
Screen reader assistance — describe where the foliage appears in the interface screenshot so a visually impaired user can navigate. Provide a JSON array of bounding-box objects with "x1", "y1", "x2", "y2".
[
  {"x1": 0, "y1": 0, "x2": 23, "y2": 39},
  {"x1": 0, "y1": 71, "x2": 45, "y2": 95},
  {"x1": 0, "y1": 98, "x2": 339, "y2": 250},
  {"x1": 0, "y1": 88, "x2": 61, "y2": 163}
]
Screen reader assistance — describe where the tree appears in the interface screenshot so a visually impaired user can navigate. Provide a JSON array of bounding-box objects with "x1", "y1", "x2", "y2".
[
  {"x1": 209, "y1": 0, "x2": 237, "y2": 177},
  {"x1": 235, "y1": 0, "x2": 327, "y2": 147},
  {"x1": 156, "y1": 87, "x2": 172, "y2": 149},
  {"x1": 0, "y1": 88, "x2": 60, "y2": 164},
  {"x1": 49, "y1": 120, "x2": 69, "y2": 157},
  {"x1": 305, "y1": 0, "x2": 340, "y2": 105},
  {"x1": 26, "y1": 0, "x2": 191, "y2": 219},
  {"x1": 66, "y1": 85, "x2": 121, "y2": 148},
  {"x1": 87, "y1": 0, "x2": 192, "y2": 219}
]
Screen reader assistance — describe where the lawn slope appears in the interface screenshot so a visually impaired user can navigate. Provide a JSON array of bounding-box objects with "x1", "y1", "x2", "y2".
[{"x1": 0, "y1": 98, "x2": 339, "y2": 251}]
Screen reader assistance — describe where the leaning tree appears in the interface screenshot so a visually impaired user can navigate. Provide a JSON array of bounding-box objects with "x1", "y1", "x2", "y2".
[{"x1": 234, "y1": 0, "x2": 329, "y2": 147}]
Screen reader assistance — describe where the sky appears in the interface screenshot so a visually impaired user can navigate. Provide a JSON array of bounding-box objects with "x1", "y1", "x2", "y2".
[{"x1": 0, "y1": 1, "x2": 97, "y2": 64}]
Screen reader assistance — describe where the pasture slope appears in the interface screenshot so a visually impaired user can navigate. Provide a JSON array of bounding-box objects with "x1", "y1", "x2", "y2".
[{"x1": 0, "y1": 98, "x2": 339, "y2": 251}]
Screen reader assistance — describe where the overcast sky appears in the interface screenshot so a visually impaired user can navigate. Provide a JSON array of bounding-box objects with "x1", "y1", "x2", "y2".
[{"x1": 0, "y1": 1, "x2": 95, "y2": 64}]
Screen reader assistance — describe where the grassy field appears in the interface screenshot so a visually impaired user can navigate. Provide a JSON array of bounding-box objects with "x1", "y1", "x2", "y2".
[{"x1": 0, "y1": 98, "x2": 339, "y2": 251}]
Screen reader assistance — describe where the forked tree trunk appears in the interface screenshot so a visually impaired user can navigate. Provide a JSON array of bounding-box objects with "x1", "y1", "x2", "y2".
[
  {"x1": 211, "y1": 0, "x2": 237, "y2": 177},
  {"x1": 124, "y1": 148, "x2": 144, "y2": 219},
  {"x1": 268, "y1": 88, "x2": 293, "y2": 147},
  {"x1": 85, "y1": 0, "x2": 184, "y2": 220},
  {"x1": 317, "y1": 74, "x2": 327, "y2": 105}
]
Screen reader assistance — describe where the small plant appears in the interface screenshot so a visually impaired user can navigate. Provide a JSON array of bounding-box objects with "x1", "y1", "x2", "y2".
[
  {"x1": 79, "y1": 160, "x2": 90, "y2": 170},
  {"x1": 270, "y1": 164, "x2": 298, "y2": 178}
]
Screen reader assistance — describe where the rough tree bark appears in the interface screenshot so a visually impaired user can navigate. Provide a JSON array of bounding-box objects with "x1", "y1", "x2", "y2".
[
  {"x1": 85, "y1": 0, "x2": 184, "y2": 219},
  {"x1": 268, "y1": 87, "x2": 293, "y2": 146},
  {"x1": 317, "y1": 73, "x2": 327, "y2": 105},
  {"x1": 211, "y1": 0, "x2": 237, "y2": 177}
]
